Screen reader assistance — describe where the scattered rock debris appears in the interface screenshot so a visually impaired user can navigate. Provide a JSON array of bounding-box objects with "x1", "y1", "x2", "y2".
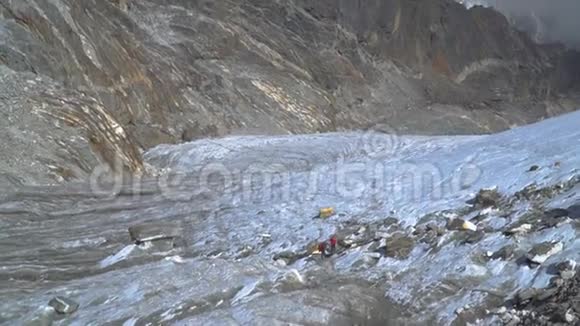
[
  {"x1": 500, "y1": 265, "x2": 580, "y2": 325},
  {"x1": 267, "y1": 179, "x2": 580, "y2": 325},
  {"x1": 514, "y1": 177, "x2": 580, "y2": 202}
]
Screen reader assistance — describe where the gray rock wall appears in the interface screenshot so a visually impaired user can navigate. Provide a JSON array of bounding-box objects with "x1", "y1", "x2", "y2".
[{"x1": 0, "y1": 0, "x2": 579, "y2": 184}]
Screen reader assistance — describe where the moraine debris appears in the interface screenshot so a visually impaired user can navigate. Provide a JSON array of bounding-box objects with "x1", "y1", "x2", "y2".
[{"x1": 502, "y1": 261, "x2": 580, "y2": 325}]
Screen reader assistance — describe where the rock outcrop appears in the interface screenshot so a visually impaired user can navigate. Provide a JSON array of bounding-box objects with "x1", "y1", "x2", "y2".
[{"x1": 1, "y1": 0, "x2": 579, "y2": 183}]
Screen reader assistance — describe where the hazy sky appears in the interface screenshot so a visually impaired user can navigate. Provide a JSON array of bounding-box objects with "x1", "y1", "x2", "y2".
[{"x1": 460, "y1": 0, "x2": 580, "y2": 49}]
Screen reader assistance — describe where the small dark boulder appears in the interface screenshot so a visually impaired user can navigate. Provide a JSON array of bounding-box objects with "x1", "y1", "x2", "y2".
[
  {"x1": 48, "y1": 296, "x2": 79, "y2": 314},
  {"x1": 544, "y1": 208, "x2": 569, "y2": 219},
  {"x1": 467, "y1": 188, "x2": 502, "y2": 209},
  {"x1": 516, "y1": 288, "x2": 540, "y2": 303},
  {"x1": 462, "y1": 230, "x2": 485, "y2": 244},
  {"x1": 547, "y1": 260, "x2": 577, "y2": 279},
  {"x1": 128, "y1": 222, "x2": 183, "y2": 244},
  {"x1": 491, "y1": 244, "x2": 516, "y2": 260},
  {"x1": 527, "y1": 242, "x2": 564, "y2": 265},
  {"x1": 538, "y1": 217, "x2": 560, "y2": 230},
  {"x1": 535, "y1": 287, "x2": 559, "y2": 302}
]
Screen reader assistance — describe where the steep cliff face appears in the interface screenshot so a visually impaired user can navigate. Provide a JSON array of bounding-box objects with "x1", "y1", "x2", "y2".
[
  {"x1": 462, "y1": 0, "x2": 580, "y2": 50},
  {"x1": 0, "y1": 0, "x2": 579, "y2": 184}
]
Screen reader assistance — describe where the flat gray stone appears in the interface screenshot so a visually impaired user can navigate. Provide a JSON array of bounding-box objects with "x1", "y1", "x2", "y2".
[
  {"x1": 527, "y1": 242, "x2": 563, "y2": 265},
  {"x1": 516, "y1": 288, "x2": 540, "y2": 302},
  {"x1": 28, "y1": 306, "x2": 56, "y2": 326},
  {"x1": 128, "y1": 222, "x2": 182, "y2": 244},
  {"x1": 491, "y1": 244, "x2": 516, "y2": 260},
  {"x1": 561, "y1": 269, "x2": 576, "y2": 280}
]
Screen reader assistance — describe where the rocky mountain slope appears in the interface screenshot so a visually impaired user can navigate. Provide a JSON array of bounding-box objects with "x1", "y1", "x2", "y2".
[
  {"x1": 463, "y1": 0, "x2": 580, "y2": 50},
  {"x1": 0, "y1": 0, "x2": 579, "y2": 184}
]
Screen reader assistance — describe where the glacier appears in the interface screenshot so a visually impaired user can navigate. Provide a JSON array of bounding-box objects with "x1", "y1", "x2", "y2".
[{"x1": 1, "y1": 111, "x2": 580, "y2": 325}]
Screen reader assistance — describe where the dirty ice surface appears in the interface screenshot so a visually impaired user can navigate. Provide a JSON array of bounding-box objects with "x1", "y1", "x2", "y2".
[{"x1": 1, "y1": 111, "x2": 580, "y2": 325}]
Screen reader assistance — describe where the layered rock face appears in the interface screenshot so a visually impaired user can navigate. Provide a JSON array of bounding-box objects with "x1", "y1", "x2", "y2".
[
  {"x1": 463, "y1": 0, "x2": 580, "y2": 50},
  {"x1": 0, "y1": 0, "x2": 579, "y2": 184}
]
